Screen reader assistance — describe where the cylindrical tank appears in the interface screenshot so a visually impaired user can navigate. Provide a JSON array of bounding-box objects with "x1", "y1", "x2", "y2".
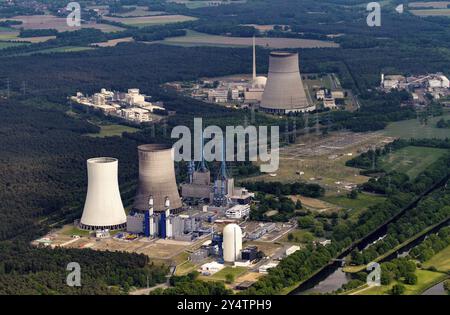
[
  {"x1": 133, "y1": 144, "x2": 182, "y2": 212},
  {"x1": 260, "y1": 51, "x2": 310, "y2": 113},
  {"x1": 222, "y1": 223, "x2": 243, "y2": 262},
  {"x1": 80, "y1": 157, "x2": 126, "y2": 230}
]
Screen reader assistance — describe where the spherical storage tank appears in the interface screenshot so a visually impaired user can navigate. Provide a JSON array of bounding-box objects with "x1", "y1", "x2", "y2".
[{"x1": 222, "y1": 223, "x2": 243, "y2": 262}]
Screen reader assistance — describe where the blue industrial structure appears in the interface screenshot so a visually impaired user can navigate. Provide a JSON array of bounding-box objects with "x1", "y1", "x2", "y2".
[
  {"x1": 144, "y1": 211, "x2": 151, "y2": 237},
  {"x1": 159, "y1": 212, "x2": 167, "y2": 239}
]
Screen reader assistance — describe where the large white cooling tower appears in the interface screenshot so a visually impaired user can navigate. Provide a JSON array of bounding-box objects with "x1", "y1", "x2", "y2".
[
  {"x1": 260, "y1": 51, "x2": 310, "y2": 114},
  {"x1": 80, "y1": 157, "x2": 127, "y2": 230},
  {"x1": 223, "y1": 223, "x2": 243, "y2": 263},
  {"x1": 133, "y1": 144, "x2": 182, "y2": 212}
]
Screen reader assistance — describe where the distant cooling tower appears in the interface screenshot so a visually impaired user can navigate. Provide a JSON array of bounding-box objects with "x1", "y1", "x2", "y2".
[
  {"x1": 133, "y1": 144, "x2": 182, "y2": 212},
  {"x1": 223, "y1": 223, "x2": 243, "y2": 263},
  {"x1": 260, "y1": 52, "x2": 311, "y2": 114},
  {"x1": 80, "y1": 157, "x2": 127, "y2": 231}
]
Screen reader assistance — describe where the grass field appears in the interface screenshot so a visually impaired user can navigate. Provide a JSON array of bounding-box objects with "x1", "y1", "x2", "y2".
[
  {"x1": 0, "y1": 30, "x2": 19, "y2": 40},
  {"x1": 280, "y1": 229, "x2": 313, "y2": 243},
  {"x1": 409, "y1": 1, "x2": 450, "y2": 9},
  {"x1": 161, "y1": 30, "x2": 339, "y2": 49},
  {"x1": 379, "y1": 146, "x2": 449, "y2": 179},
  {"x1": 322, "y1": 193, "x2": 386, "y2": 219},
  {"x1": 423, "y1": 245, "x2": 450, "y2": 272},
  {"x1": 168, "y1": 0, "x2": 247, "y2": 9},
  {"x1": 383, "y1": 112, "x2": 450, "y2": 139},
  {"x1": 12, "y1": 46, "x2": 96, "y2": 56},
  {"x1": 14, "y1": 35, "x2": 56, "y2": 43},
  {"x1": 86, "y1": 124, "x2": 140, "y2": 138},
  {"x1": 175, "y1": 260, "x2": 196, "y2": 276},
  {"x1": 0, "y1": 15, "x2": 124, "y2": 32},
  {"x1": 60, "y1": 226, "x2": 91, "y2": 237},
  {"x1": 111, "y1": 6, "x2": 166, "y2": 17},
  {"x1": 91, "y1": 37, "x2": 134, "y2": 47},
  {"x1": 103, "y1": 15, "x2": 197, "y2": 27},
  {"x1": 355, "y1": 269, "x2": 447, "y2": 295},
  {"x1": 201, "y1": 266, "x2": 247, "y2": 282},
  {"x1": 411, "y1": 9, "x2": 450, "y2": 16},
  {"x1": 246, "y1": 131, "x2": 391, "y2": 194},
  {"x1": 0, "y1": 41, "x2": 26, "y2": 49}
]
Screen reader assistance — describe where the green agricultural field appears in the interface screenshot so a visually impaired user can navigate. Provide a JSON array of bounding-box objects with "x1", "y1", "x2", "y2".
[
  {"x1": 379, "y1": 146, "x2": 449, "y2": 179},
  {"x1": 86, "y1": 124, "x2": 140, "y2": 138},
  {"x1": 167, "y1": 0, "x2": 247, "y2": 9},
  {"x1": 104, "y1": 15, "x2": 197, "y2": 27},
  {"x1": 202, "y1": 266, "x2": 247, "y2": 282},
  {"x1": 411, "y1": 9, "x2": 450, "y2": 16},
  {"x1": 322, "y1": 193, "x2": 386, "y2": 219},
  {"x1": 355, "y1": 269, "x2": 447, "y2": 295},
  {"x1": 162, "y1": 30, "x2": 339, "y2": 49},
  {"x1": 383, "y1": 111, "x2": 450, "y2": 139},
  {"x1": 0, "y1": 41, "x2": 25, "y2": 49},
  {"x1": 12, "y1": 46, "x2": 96, "y2": 56},
  {"x1": 423, "y1": 245, "x2": 450, "y2": 272},
  {"x1": 33, "y1": 46, "x2": 96, "y2": 54},
  {"x1": 0, "y1": 31, "x2": 18, "y2": 40}
]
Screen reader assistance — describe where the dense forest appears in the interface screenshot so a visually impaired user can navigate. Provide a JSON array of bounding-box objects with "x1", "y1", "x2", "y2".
[
  {"x1": 0, "y1": 242, "x2": 168, "y2": 294},
  {"x1": 151, "y1": 271, "x2": 232, "y2": 295}
]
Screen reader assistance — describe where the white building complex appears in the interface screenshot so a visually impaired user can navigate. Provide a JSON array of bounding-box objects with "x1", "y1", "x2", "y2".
[
  {"x1": 225, "y1": 204, "x2": 250, "y2": 219},
  {"x1": 80, "y1": 157, "x2": 127, "y2": 231},
  {"x1": 71, "y1": 88, "x2": 165, "y2": 124}
]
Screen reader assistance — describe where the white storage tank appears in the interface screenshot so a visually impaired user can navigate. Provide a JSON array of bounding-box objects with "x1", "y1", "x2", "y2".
[{"x1": 222, "y1": 223, "x2": 243, "y2": 262}]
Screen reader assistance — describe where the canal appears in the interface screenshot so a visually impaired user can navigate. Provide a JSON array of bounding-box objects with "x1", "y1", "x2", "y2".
[{"x1": 291, "y1": 175, "x2": 450, "y2": 295}]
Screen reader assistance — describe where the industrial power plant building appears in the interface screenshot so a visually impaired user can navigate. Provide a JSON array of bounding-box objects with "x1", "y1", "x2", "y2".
[
  {"x1": 260, "y1": 52, "x2": 313, "y2": 114},
  {"x1": 80, "y1": 157, "x2": 127, "y2": 231},
  {"x1": 133, "y1": 144, "x2": 182, "y2": 212}
]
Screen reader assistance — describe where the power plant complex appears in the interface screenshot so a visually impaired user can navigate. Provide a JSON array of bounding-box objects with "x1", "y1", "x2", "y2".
[
  {"x1": 170, "y1": 37, "x2": 324, "y2": 115},
  {"x1": 68, "y1": 41, "x2": 316, "y2": 283},
  {"x1": 77, "y1": 135, "x2": 255, "y2": 260}
]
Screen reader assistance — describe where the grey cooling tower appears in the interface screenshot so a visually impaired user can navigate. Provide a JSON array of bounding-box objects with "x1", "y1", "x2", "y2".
[
  {"x1": 260, "y1": 52, "x2": 310, "y2": 113},
  {"x1": 133, "y1": 144, "x2": 182, "y2": 212}
]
